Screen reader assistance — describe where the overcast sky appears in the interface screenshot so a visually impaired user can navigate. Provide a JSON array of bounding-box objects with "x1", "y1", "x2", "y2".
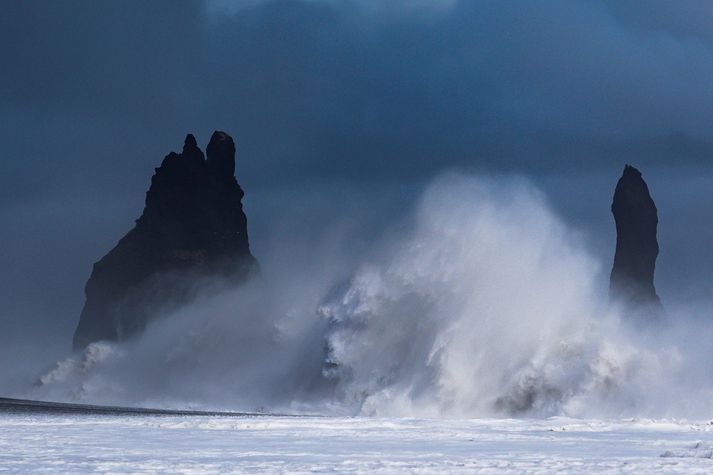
[{"x1": 2, "y1": 0, "x2": 713, "y2": 361}]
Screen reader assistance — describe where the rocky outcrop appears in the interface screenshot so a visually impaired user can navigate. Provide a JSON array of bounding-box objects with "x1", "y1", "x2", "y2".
[
  {"x1": 609, "y1": 165, "x2": 663, "y2": 318},
  {"x1": 73, "y1": 131, "x2": 257, "y2": 350}
]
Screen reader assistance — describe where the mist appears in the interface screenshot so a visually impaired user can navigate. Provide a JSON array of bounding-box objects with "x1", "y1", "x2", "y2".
[
  {"x1": 7, "y1": 173, "x2": 707, "y2": 419},
  {"x1": 3, "y1": 1, "x2": 713, "y2": 418}
]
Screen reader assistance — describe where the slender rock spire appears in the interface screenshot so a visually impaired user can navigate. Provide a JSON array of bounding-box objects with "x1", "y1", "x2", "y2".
[
  {"x1": 609, "y1": 164, "x2": 664, "y2": 319},
  {"x1": 181, "y1": 133, "x2": 204, "y2": 169},
  {"x1": 206, "y1": 131, "x2": 236, "y2": 177}
]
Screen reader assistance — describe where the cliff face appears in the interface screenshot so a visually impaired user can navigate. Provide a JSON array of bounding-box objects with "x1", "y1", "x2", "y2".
[
  {"x1": 73, "y1": 131, "x2": 257, "y2": 350},
  {"x1": 609, "y1": 165, "x2": 663, "y2": 318}
]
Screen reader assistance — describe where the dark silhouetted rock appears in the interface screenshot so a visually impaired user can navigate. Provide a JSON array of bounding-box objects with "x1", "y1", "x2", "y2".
[
  {"x1": 73, "y1": 131, "x2": 257, "y2": 350},
  {"x1": 609, "y1": 165, "x2": 664, "y2": 318}
]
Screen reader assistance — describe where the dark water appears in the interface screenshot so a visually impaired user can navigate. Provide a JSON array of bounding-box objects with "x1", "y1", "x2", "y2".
[{"x1": 0, "y1": 397, "x2": 262, "y2": 417}]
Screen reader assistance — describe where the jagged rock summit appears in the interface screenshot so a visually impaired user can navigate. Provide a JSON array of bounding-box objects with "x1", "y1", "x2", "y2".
[
  {"x1": 73, "y1": 131, "x2": 257, "y2": 350},
  {"x1": 609, "y1": 164, "x2": 663, "y2": 319}
]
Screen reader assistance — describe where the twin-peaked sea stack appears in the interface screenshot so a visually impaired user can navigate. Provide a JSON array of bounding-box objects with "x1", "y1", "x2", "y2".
[
  {"x1": 72, "y1": 132, "x2": 258, "y2": 350},
  {"x1": 609, "y1": 164, "x2": 664, "y2": 319}
]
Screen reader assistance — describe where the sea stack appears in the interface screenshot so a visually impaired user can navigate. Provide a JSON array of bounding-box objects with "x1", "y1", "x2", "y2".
[
  {"x1": 72, "y1": 131, "x2": 257, "y2": 350},
  {"x1": 609, "y1": 165, "x2": 663, "y2": 319}
]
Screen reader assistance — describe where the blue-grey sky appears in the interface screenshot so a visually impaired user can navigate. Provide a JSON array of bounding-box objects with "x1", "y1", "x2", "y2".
[{"x1": 2, "y1": 0, "x2": 713, "y2": 363}]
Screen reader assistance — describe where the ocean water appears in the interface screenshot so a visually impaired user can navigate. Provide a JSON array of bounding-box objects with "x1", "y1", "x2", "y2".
[
  {"x1": 25, "y1": 174, "x2": 713, "y2": 420},
  {"x1": 2, "y1": 414, "x2": 713, "y2": 473},
  {"x1": 5, "y1": 174, "x2": 713, "y2": 473}
]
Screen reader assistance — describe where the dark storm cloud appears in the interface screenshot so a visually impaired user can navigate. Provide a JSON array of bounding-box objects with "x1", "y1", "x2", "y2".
[
  {"x1": 198, "y1": 0, "x2": 713, "y2": 183},
  {"x1": 0, "y1": 1, "x2": 207, "y2": 205},
  {"x1": 4, "y1": 0, "x2": 713, "y2": 205},
  {"x1": 1, "y1": 0, "x2": 713, "y2": 364}
]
